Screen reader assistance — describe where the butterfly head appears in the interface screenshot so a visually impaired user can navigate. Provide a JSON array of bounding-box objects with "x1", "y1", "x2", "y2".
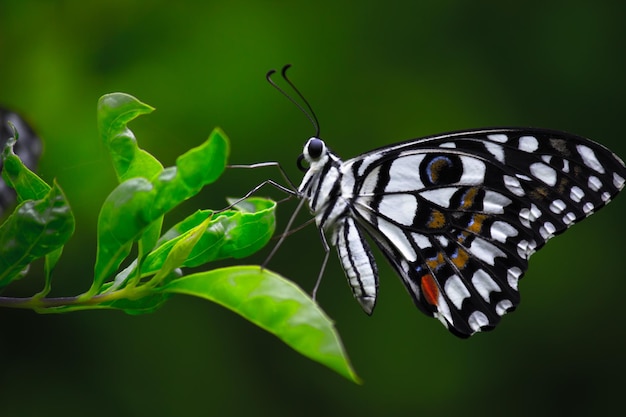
[{"x1": 297, "y1": 137, "x2": 328, "y2": 172}]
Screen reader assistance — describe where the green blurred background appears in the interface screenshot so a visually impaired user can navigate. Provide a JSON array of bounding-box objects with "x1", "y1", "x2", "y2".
[{"x1": 1, "y1": 1, "x2": 625, "y2": 416}]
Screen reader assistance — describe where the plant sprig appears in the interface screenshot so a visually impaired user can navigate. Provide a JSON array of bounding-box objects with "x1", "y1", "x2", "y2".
[{"x1": 0, "y1": 93, "x2": 359, "y2": 383}]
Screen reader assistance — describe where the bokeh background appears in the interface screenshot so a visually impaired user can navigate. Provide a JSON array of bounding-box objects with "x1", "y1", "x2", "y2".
[{"x1": 1, "y1": 1, "x2": 625, "y2": 416}]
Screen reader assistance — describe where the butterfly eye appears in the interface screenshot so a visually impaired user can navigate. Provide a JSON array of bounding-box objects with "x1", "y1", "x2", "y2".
[{"x1": 307, "y1": 138, "x2": 324, "y2": 159}]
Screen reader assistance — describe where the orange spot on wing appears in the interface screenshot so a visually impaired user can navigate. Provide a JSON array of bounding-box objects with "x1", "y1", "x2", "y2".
[
  {"x1": 421, "y1": 274, "x2": 439, "y2": 306},
  {"x1": 461, "y1": 187, "x2": 479, "y2": 209},
  {"x1": 427, "y1": 209, "x2": 446, "y2": 229},
  {"x1": 429, "y1": 159, "x2": 448, "y2": 182},
  {"x1": 451, "y1": 248, "x2": 470, "y2": 269},
  {"x1": 467, "y1": 213, "x2": 487, "y2": 233},
  {"x1": 425, "y1": 251, "x2": 445, "y2": 270}
]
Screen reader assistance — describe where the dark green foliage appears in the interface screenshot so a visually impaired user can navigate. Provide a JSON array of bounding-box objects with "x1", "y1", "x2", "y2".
[{"x1": 0, "y1": 93, "x2": 358, "y2": 383}]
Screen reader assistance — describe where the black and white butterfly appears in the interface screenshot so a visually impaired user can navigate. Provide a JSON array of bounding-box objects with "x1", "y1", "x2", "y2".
[
  {"x1": 0, "y1": 107, "x2": 42, "y2": 216},
  {"x1": 260, "y1": 66, "x2": 626, "y2": 338}
]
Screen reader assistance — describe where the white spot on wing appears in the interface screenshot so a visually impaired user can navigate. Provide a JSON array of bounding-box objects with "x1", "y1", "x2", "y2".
[
  {"x1": 519, "y1": 203, "x2": 541, "y2": 227},
  {"x1": 411, "y1": 233, "x2": 432, "y2": 251},
  {"x1": 530, "y1": 162, "x2": 558, "y2": 186},
  {"x1": 563, "y1": 212, "x2": 576, "y2": 226},
  {"x1": 468, "y1": 237, "x2": 506, "y2": 265},
  {"x1": 504, "y1": 175, "x2": 525, "y2": 197},
  {"x1": 549, "y1": 199, "x2": 566, "y2": 214},
  {"x1": 376, "y1": 217, "x2": 418, "y2": 262},
  {"x1": 577, "y1": 144, "x2": 605, "y2": 174},
  {"x1": 517, "y1": 239, "x2": 537, "y2": 259},
  {"x1": 468, "y1": 311, "x2": 490, "y2": 332},
  {"x1": 487, "y1": 134, "x2": 509, "y2": 143},
  {"x1": 539, "y1": 222, "x2": 556, "y2": 240},
  {"x1": 484, "y1": 142, "x2": 505, "y2": 163},
  {"x1": 439, "y1": 142, "x2": 456, "y2": 148},
  {"x1": 507, "y1": 267, "x2": 522, "y2": 290},
  {"x1": 517, "y1": 240, "x2": 529, "y2": 258},
  {"x1": 519, "y1": 136, "x2": 539, "y2": 152},
  {"x1": 490, "y1": 221, "x2": 518, "y2": 243},
  {"x1": 378, "y1": 194, "x2": 417, "y2": 226},
  {"x1": 570, "y1": 186, "x2": 585, "y2": 202},
  {"x1": 419, "y1": 187, "x2": 457, "y2": 208},
  {"x1": 471, "y1": 269, "x2": 501, "y2": 302},
  {"x1": 483, "y1": 191, "x2": 512, "y2": 213},
  {"x1": 583, "y1": 202, "x2": 594, "y2": 215},
  {"x1": 614, "y1": 173, "x2": 625, "y2": 189},
  {"x1": 496, "y1": 299, "x2": 513, "y2": 316},
  {"x1": 385, "y1": 155, "x2": 426, "y2": 192},
  {"x1": 434, "y1": 299, "x2": 454, "y2": 330},
  {"x1": 588, "y1": 175, "x2": 602, "y2": 192},
  {"x1": 444, "y1": 275, "x2": 471, "y2": 309},
  {"x1": 459, "y1": 157, "x2": 486, "y2": 184}
]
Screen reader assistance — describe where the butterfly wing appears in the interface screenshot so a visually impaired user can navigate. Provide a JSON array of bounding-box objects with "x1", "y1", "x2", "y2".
[{"x1": 344, "y1": 128, "x2": 626, "y2": 337}]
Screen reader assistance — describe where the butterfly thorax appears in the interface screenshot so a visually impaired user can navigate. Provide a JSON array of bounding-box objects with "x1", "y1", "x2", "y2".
[{"x1": 297, "y1": 138, "x2": 352, "y2": 232}]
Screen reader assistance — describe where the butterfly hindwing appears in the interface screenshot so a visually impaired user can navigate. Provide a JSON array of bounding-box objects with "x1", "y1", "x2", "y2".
[{"x1": 343, "y1": 128, "x2": 625, "y2": 336}]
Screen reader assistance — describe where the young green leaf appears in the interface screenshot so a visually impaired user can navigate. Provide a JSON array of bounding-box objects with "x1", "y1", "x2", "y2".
[
  {"x1": 145, "y1": 128, "x2": 229, "y2": 218},
  {"x1": 97, "y1": 92, "x2": 163, "y2": 183},
  {"x1": 147, "y1": 213, "x2": 212, "y2": 287},
  {"x1": 160, "y1": 266, "x2": 361, "y2": 384},
  {"x1": 1, "y1": 135, "x2": 50, "y2": 202},
  {"x1": 90, "y1": 128, "x2": 230, "y2": 294},
  {"x1": 0, "y1": 181, "x2": 75, "y2": 289},
  {"x1": 141, "y1": 198, "x2": 276, "y2": 275},
  {"x1": 98, "y1": 93, "x2": 165, "y2": 257},
  {"x1": 91, "y1": 177, "x2": 155, "y2": 293}
]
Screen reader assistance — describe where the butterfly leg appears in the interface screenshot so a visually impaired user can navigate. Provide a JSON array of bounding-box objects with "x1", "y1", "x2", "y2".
[
  {"x1": 220, "y1": 161, "x2": 299, "y2": 212},
  {"x1": 311, "y1": 227, "x2": 331, "y2": 301},
  {"x1": 261, "y1": 197, "x2": 308, "y2": 268},
  {"x1": 217, "y1": 178, "x2": 297, "y2": 214},
  {"x1": 227, "y1": 161, "x2": 299, "y2": 191}
]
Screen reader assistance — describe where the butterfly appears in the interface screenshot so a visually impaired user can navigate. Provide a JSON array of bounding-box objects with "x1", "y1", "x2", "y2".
[
  {"x1": 0, "y1": 107, "x2": 42, "y2": 216},
  {"x1": 261, "y1": 66, "x2": 626, "y2": 338}
]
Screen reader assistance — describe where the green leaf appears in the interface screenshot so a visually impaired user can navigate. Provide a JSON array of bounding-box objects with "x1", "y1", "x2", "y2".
[
  {"x1": 90, "y1": 128, "x2": 231, "y2": 294},
  {"x1": 144, "y1": 128, "x2": 229, "y2": 218},
  {"x1": 91, "y1": 177, "x2": 154, "y2": 293},
  {"x1": 148, "y1": 213, "x2": 212, "y2": 286},
  {"x1": 0, "y1": 182, "x2": 75, "y2": 289},
  {"x1": 141, "y1": 198, "x2": 275, "y2": 275},
  {"x1": 1, "y1": 135, "x2": 50, "y2": 202},
  {"x1": 160, "y1": 266, "x2": 361, "y2": 384},
  {"x1": 98, "y1": 92, "x2": 165, "y2": 265},
  {"x1": 97, "y1": 92, "x2": 162, "y2": 182}
]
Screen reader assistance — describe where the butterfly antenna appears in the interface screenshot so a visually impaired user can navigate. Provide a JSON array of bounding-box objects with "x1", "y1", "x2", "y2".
[{"x1": 266, "y1": 64, "x2": 321, "y2": 137}]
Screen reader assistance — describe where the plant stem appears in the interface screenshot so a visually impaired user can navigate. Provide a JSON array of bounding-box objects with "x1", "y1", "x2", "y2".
[{"x1": 0, "y1": 286, "x2": 144, "y2": 311}]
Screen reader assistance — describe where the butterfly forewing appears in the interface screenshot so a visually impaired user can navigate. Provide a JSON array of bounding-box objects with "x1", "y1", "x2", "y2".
[{"x1": 302, "y1": 128, "x2": 625, "y2": 338}]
